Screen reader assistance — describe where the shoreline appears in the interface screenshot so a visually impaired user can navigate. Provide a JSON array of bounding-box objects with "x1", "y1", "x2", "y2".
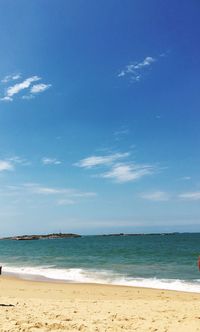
[
  {"x1": 0, "y1": 275, "x2": 200, "y2": 331},
  {"x1": 1, "y1": 273, "x2": 200, "y2": 295},
  {"x1": 1, "y1": 273, "x2": 200, "y2": 297},
  {"x1": 1, "y1": 267, "x2": 200, "y2": 294}
]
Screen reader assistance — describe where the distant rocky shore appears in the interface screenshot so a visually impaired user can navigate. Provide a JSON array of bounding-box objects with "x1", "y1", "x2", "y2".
[
  {"x1": 1, "y1": 232, "x2": 180, "y2": 241},
  {"x1": 100, "y1": 232, "x2": 179, "y2": 237},
  {"x1": 1, "y1": 233, "x2": 81, "y2": 241}
]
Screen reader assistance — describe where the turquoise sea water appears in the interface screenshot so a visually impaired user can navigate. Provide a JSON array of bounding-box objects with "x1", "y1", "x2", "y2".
[{"x1": 0, "y1": 233, "x2": 200, "y2": 292}]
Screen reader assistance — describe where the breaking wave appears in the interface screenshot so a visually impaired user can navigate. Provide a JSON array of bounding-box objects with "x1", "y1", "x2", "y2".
[{"x1": 2, "y1": 264, "x2": 200, "y2": 293}]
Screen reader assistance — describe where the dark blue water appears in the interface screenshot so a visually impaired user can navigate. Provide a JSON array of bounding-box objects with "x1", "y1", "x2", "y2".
[{"x1": 0, "y1": 233, "x2": 200, "y2": 292}]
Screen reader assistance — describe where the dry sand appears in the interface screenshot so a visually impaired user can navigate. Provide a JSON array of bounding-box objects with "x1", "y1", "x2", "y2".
[{"x1": 0, "y1": 275, "x2": 200, "y2": 332}]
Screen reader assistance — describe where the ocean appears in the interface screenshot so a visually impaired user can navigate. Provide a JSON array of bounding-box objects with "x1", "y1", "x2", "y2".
[{"x1": 0, "y1": 233, "x2": 200, "y2": 293}]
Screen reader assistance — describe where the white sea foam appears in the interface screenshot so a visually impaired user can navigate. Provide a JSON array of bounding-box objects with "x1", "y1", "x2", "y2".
[{"x1": 1, "y1": 264, "x2": 200, "y2": 293}]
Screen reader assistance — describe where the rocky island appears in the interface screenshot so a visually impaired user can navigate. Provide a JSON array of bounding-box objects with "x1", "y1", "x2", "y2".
[{"x1": 1, "y1": 233, "x2": 81, "y2": 241}]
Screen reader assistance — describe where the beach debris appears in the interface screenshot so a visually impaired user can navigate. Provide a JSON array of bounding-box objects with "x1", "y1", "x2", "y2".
[{"x1": 0, "y1": 304, "x2": 15, "y2": 307}]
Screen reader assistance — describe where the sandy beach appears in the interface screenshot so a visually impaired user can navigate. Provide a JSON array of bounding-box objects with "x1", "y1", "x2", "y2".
[{"x1": 0, "y1": 276, "x2": 199, "y2": 331}]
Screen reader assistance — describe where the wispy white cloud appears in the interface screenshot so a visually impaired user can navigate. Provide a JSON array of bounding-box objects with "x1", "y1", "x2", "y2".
[
  {"x1": 1, "y1": 183, "x2": 96, "y2": 207},
  {"x1": 28, "y1": 185, "x2": 64, "y2": 195},
  {"x1": 181, "y1": 176, "x2": 191, "y2": 181},
  {"x1": 139, "y1": 190, "x2": 200, "y2": 201},
  {"x1": 178, "y1": 192, "x2": 200, "y2": 201},
  {"x1": 31, "y1": 83, "x2": 51, "y2": 94},
  {"x1": 118, "y1": 56, "x2": 156, "y2": 82},
  {"x1": 113, "y1": 128, "x2": 130, "y2": 141},
  {"x1": 0, "y1": 160, "x2": 14, "y2": 172},
  {"x1": 6, "y1": 76, "x2": 40, "y2": 98},
  {"x1": 56, "y1": 199, "x2": 75, "y2": 206},
  {"x1": 1, "y1": 74, "x2": 52, "y2": 102},
  {"x1": 140, "y1": 191, "x2": 170, "y2": 201},
  {"x1": 114, "y1": 129, "x2": 129, "y2": 136},
  {"x1": 75, "y1": 152, "x2": 130, "y2": 169},
  {"x1": 0, "y1": 96, "x2": 13, "y2": 102},
  {"x1": 42, "y1": 157, "x2": 61, "y2": 165},
  {"x1": 0, "y1": 156, "x2": 29, "y2": 172},
  {"x1": 1, "y1": 73, "x2": 21, "y2": 83},
  {"x1": 22, "y1": 183, "x2": 96, "y2": 198},
  {"x1": 21, "y1": 94, "x2": 34, "y2": 100},
  {"x1": 1, "y1": 76, "x2": 40, "y2": 101},
  {"x1": 75, "y1": 150, "x2": 155, "y2": 183},
  {"x1": 7, "y1": 156, "x2": 30, "y2": 166},
  {"x1": 100, "y1": 162, "x2": 154, "y2": 183}
]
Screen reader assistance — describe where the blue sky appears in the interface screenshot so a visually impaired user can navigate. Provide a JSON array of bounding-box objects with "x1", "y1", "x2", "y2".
[{"x1": 0, "y1": 0, "x2": 200, "y2": 235}]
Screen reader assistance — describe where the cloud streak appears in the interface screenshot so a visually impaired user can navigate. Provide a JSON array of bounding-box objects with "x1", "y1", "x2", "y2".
[
  {"x1": 1, "y1": 73, "x2": 21, "y2": 84},
  {"x1": 1, "y1": 76, "x2": 40, "y2": 101},
  {"x1": 42, "y1": 157, "x2": 61, "y2": 165},
  {"x1": 56, "y1": 199, "x2": 75, "y2": 206},
  {"x1": 178, "y1": 192, "x2": 200, "y2": 201},
  {"x1": 0, "y1": 156, "x2": 29, "y2": 172},
  {"x1": 7, "y1": 156, "x2": 30, "y2": 166},
  {"x1": 140, "y1": 191, "x2": 170, "y2": 201},
  {"x1": 118, "y1": 56, "x2": 156, "y2": 82},
  {"x1": 1, "y1": 183, "x2": 97, "y2": 207},
  {"x1": 1, "y1": 74, "x2": 52, "y2": 101},
  {"x1": 22, "y1": 183, "x2": 96, "y2": 198},
  {"x1": 101, "y1": 163, "x2": 154, "y2": 183},
  {"x1": 0, "y1": 160, "x2": 14, "y2": 172},
  {"x1": 75, "y1": 152, "x2": 130, "y2": 169},
  {"x1": 31, "y1": 83, "x2": 51, "y2": 94},
  {"x1": 75, "y1": 151, "x2": 155, "y2": 183},
  {"x1": 140, "y1": 191, "x2": 200, "y2": 202}
]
